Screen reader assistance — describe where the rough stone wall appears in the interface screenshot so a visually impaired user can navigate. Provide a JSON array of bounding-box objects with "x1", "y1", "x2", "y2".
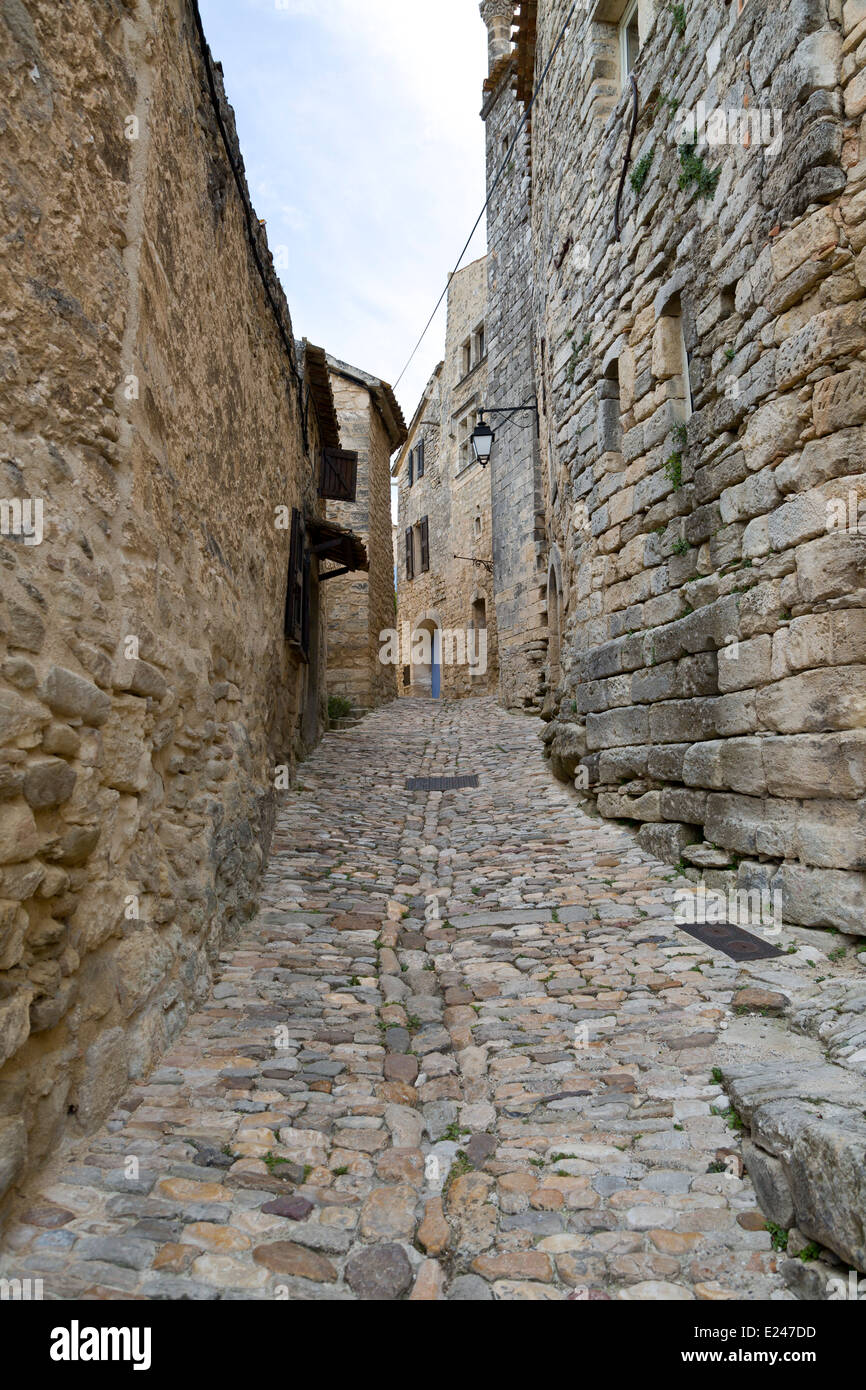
[
  {"x1": 395, "y1": 258, "x2": 499, "y2": 698},
  {"x1": 519, "y1": 0, "x2": 866, "y2": 932},
  {"x1": 324, "y1": 364, "x2": 399, "y2": 711},
  {"x1": 0, "y1": 0, "x2": 326, "y2": 1206},
  {"x1": 481, "y1": 37, "x2": 547, "y2": 711}
]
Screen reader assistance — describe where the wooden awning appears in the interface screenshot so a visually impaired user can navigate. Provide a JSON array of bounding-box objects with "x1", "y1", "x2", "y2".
[{"x1": 307, "y1": 518, "x2": 368, "y2": 579}]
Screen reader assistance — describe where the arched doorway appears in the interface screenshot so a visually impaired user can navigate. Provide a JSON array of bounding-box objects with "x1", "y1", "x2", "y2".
[
  {"x1": 469, "y1": 594, "x2": 488, "y2": 688},
  {"x1": 412, "y1": 617, "x2": 441, "y2": 699}
]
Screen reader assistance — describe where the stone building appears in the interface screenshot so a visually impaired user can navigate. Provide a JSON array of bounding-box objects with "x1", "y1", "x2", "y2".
[
  {"x1": 323, "y1": 355, "x2": 406, "y2": 714},
  {"x1": 0, "y1": 0, "x2": 374, "y2": 1207},
  {"x1": 480, "y1": 0, "x2": 866, "y2": 933},
  {"x1": 393, "y1": 257, "x2": 499, "y2": 698}
]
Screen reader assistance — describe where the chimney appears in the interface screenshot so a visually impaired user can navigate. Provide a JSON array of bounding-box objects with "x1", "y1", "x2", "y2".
[{"x1": 480, "y1": 0, "x2": 515, "y2": 71}]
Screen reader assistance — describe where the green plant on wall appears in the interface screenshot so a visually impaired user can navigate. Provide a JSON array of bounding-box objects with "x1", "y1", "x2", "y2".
[
  {"x1": 669, "y1": 2, "x2": 687, "y2": 37},
  {"x1": 630, "y1": 145, "x2": 655, "y2": 196},
  {"x1": 664, "y1": 452, "x2": 683, "y2": 490},
  {"x1": 678, "y1": 144, "x2": 721, "y2": 199},
  {"x1": 328, "y1": 695, "x2": 352, "y2": 721}
]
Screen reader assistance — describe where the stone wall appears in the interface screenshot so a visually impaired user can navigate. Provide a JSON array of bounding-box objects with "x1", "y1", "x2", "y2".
[
  {"x1": 481, "y1": 10, "x2": 548, "y2": 711},
  {"x1": 324, "y1": 359, "x2": 404, "y2": 712},
  {"x1": 491, "y1": 0, "x2": 866, "y2": 933},
  {"x1": 395, "y1": 257, "x2": 499, "y2": 699},
  {"x1": 0, "y1": 0, "x2": 327, "y2": 1208}
]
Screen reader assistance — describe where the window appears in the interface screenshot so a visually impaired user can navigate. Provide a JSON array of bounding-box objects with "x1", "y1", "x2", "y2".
[
  {"x1": 462, "y1": 340, "x2": 472, "y2": 377},
  {"x1": 474, "y1": 324, "x2": 485, "y2": 363},
  {"x1": 406, "y1": 518, "x2": 429, "y2": 579},
  {"x1": 458, "y1": 414, "x2": 475, "y2": 472},
  {"x1": 654, "y1": 294, "x2": 693, "y2": 422},
  {"x1": 619, "y1": 0, "x2": 640, "y2": 83},
  {"x1": 416, "y1": 439, "x2": 425, "y2": 479},
  {"x1": 408, "y1": 449, "x2": 414, "y2": 487},
  {"x1": 318, "y1": 448, "x2": 358, "y2": 502},
  {"x1": 598, "y1": 360, "x2": 622, "y2": 455},
  {"x1": 285, "y1": 508, "x2": 310, "y2": 658},
  {"x1": 474, "y1": 513, "x2": 482, "y2": 540}
]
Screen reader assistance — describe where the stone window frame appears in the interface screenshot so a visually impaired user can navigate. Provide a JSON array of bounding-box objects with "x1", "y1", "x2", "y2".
[
  {"x1": 618, "y1": 0, "x2": 640, "y2": 84},
  {"x1": 592, "y1": 0, "x2": 650, "y2": 95},
  {"x1": 454, "y1": 395, "x2": 483, "y2": 475},
  {"x1": 654, "y1": 276, "x2": 695, "y2": 423},
  {"x1": 597, "y1": 342, "x2": 626, "y2": 459},
  {"x1": 473, "y1": 321, "x2": 486, "y2": 366},
  {"x1": 458, "y1": 326, "x2": 487, "y2": 386}
]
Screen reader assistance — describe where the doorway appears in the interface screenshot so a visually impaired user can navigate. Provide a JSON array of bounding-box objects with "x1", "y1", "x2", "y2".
[{"x1": 412, "y1": 618, "x2": 441, "y2": 699}]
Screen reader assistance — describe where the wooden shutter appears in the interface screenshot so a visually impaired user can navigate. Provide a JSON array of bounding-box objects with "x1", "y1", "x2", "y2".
[
  {"x1": 408, "y1": 449, "x2": 414, "y2": 487},
  {"x1": 405, "y1": 527, "x2": 414, "y2": 580},
  {"x1": 420, "y1": 516, "x2": 429, "y2": 573},
  {"x1": 300, "y1": 547, "x2": 311, "y2": 658},
  {"x1": 285, "y1": 508, "x2": 306, "y2": 645},
  {"x1": 417, "y1": 440, "x2": 425, "y2": 478},
  {"x1": 319, "y1": 448, "x2": 358, "y2": 502}
]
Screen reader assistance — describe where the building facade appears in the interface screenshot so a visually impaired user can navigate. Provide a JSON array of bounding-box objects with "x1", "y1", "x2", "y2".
[
  {"x1": 0, "y1": 0, "x2": 376, "y2": 1206},
  {"x1": 480, "y1": 0, "x2": 866, "y2": 934},
  {"x1": 323, "y1": 356, "x2": 406, "y2": 713},
  {"x1": 393, "y1": 257, "x2": 499, "y2": 699}
]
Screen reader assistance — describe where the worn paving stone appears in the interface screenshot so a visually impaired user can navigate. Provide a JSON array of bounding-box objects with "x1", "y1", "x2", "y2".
[{"x1": 0, "y1": 699, "x2": 811, "y2": 1300}]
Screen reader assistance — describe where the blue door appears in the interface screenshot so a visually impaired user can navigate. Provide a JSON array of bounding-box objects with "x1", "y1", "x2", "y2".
[{"x1": 431, "y1": 630, "x2": 441, "y2": 699}]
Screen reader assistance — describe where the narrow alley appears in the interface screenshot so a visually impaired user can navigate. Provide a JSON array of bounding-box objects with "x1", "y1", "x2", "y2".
[{"x1": 0, "y1": 699, "x2": 800, "y2": 1301}]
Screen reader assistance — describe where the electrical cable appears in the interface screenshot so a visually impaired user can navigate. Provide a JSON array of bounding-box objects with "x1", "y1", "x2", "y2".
[
  {"x1": 392, "y1": 0, "x2": 578, "y2": 393},
  {"x1": 189, "y1": 0, "x2": 309, "y2": 448}
]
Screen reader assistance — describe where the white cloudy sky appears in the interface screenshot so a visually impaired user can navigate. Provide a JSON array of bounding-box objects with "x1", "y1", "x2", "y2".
[{"x1": 199, "y1": 0, "x2": 489, "y2": 425}]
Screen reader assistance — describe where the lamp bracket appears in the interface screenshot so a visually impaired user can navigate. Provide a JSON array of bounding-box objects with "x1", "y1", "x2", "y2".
[{"x1": 478, "y1": 399, "x2": 539, "y2": 432}]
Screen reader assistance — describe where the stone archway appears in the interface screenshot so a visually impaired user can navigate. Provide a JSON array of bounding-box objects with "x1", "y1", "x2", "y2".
[
  {"x1": 469, "y1": 590, "x2": 488, "y2": 689},
  {"x1": 412, "y1": 612, "x2": 442, "y2": 699}
]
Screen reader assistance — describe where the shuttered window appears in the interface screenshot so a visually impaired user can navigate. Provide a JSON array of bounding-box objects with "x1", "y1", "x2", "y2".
[
  {"x1": 419, "y1": 516, "x2": 429, "y2": 573},
  {"x1": 408, "y1": 450, "x2": 414, "y2": 487},
  {"x1": 319, "y1": 448, "x2": 358, "y2": 502},
  {"x1": 416, "y1": 440, "x2": 425, "y2": 479},
  {"x1": 405, "y1": 526, "x2": 414, "y2": 580},
  {"x1": 285, "y1": 508, "x2": 310, "y2": 658}
]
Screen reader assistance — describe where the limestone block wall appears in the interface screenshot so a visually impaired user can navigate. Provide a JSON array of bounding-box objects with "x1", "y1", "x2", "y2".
[
  {"x1": 325, "y1": 365, "x2": 400, "y2": 711},
  {"x1": 0, "y1": 0, "x2": 325, "y2": 1206},
  {"x1": 482, "y1": 49, "x2": 547, "y2": 711},
  {"x1": 525, "y1": 0, "x2": 866, "y2": 931},
  {"x1": 395, "y1": 259, "x2": 499, "y2": 698}
]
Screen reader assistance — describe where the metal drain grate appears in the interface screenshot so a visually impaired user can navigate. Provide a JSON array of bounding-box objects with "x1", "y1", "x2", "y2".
[
  {"x1": 677, "y1": 919, "x2": 783, "y2": 962},
  {"x1": 405, "y1": 775, "x2": 479, "y2": 791}
]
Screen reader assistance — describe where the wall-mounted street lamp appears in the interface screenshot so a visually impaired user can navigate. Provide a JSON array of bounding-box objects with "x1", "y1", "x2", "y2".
[{"x1": 471, "y1": 400, "x2": 539, "y2": 467}]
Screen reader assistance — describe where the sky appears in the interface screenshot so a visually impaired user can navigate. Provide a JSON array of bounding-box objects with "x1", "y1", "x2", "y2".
[{"x1": 198, "y1": 0, "x2": 490, "y2": 428}]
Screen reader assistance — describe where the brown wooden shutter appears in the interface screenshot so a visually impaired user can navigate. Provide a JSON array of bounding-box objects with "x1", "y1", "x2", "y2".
[
  {"x1": 285, "y1": 508, "x2": 306, "y2": 644},
  {"x1": 300, "y1": 547, "x2": 311, "y2": 658},
  {"x1": 417, "y1": 440, "x2": 425, "y2": 478},
  {"x1": 319, "y1": 448, "x2": 358, "y2": 502},
  {"x1": 405, "y1": 527, "x2": 414, "y2": 580},
  {"x1": 408, "y1": 449, "x2": 414, "y2": 487},
  {"x1": 420, "y1": 516, "x2": 429, "y2": 573}
]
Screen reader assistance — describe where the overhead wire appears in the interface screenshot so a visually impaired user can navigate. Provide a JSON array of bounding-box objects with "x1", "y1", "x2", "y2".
[{"x1": 392, "y1": 0, "x2": 579, "y2": 393}]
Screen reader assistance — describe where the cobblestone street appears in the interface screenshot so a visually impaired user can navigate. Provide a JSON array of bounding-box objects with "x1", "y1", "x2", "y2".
[{"x1": 0, "y1": 698, "x2": 799, "y2": 1301}]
